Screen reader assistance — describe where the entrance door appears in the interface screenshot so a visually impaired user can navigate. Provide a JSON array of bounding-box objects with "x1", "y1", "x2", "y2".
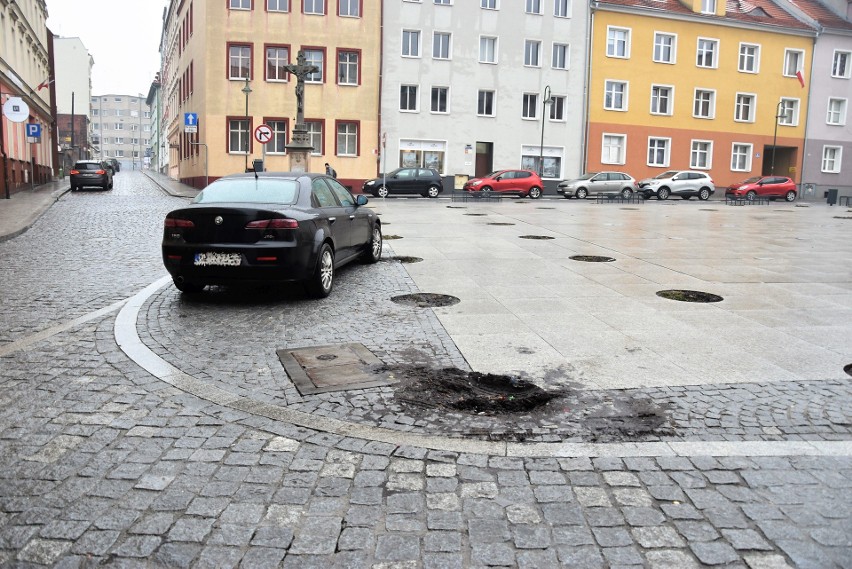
[
  {"x1": 762, "y1": 145, "x2": 797, "y2": 177},
  {"x1": 475, "y1": 142, "x2": 493, "y2": 177}
]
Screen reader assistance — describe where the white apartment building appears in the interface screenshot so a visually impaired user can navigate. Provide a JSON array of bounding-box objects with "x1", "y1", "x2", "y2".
[
  {"x1": 90, "y1": 94, "x2": 152, "y2": 169},
  {"x1": 53, "y1": 37, "x2": 92, "y2": 115},
  {"x1": 382, "y1": 0, "x2": 587, "y2": 186}
]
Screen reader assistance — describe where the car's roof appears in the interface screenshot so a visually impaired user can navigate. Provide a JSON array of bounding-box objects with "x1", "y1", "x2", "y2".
[{"x1": 218, "y1": 172, "x2": 329, "y2": 181}]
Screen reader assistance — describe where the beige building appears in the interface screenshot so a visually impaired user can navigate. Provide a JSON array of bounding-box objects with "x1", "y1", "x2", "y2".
[{"x1": 161, "y1": 0, "x2": 381, "y2": 189}]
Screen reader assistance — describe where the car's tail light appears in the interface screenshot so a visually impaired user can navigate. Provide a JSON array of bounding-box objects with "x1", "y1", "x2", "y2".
[
  {"x1": 69, "y1": 169, "x2": 80, "y2": 175},
  {"x1": 165, "y1": 218, "x2": 194, "y2": 228},
  {"x1": 96, "y1": 169, "x2": 106, "y2": 175},
  {"x1": 245, "y1": 219, "x2": 298, "y2": 230}
]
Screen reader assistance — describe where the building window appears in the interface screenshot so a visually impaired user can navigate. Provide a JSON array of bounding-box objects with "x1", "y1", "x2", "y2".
[
  {"x1": 93, "y1": 109, "x2": 100, "y2": 116},
  {"x1": 738, "y1": 43, "x2": 760, "y2": 73},
  {"x1": 306, "y1": 121, "x2": 323, "y2": 154},
  {"x1": 696, "y1": 38, "x2": 718, "y2": 68},
  {"x1": 400, "y1": 85, "x2": 418, "y2": 111},
  {"x1": 778, "y1": 98, "x2": 799, "y2": 126},
  {"x1": 115, "y1": 123, "x2": 124, "y2": 130},
  {"x1": 693, "y1": 89, "x2": 715, "y2": 118},
  {"x1": 115, "y1": 109, "x2": 124, "y2": 116},
  {"x1": 554, "y1": 0, "x2": 570, "y2": 17},
  {"x1": 337, "y1": 50, "x2": 359, "y2": 85},
  {"x1": 524, "y1": 40, "x2": 541, "y2": 67},
  {"x1": 265, "y1": 120, "x2": 287, "y2": 153},
  {"x1": 266, "y1": 46, "x2": 289, "y2": 81},
  {"x1": 229, "y1": 118, "x2": 250, "y2": 153},
  {"x1": 832, "y1": 50, "x2": 851, "y2": 79},
  {"x1": 434, "y1": 0, "x2": 451, "y2": 4},
  {"x1": 402, "y1": 30, "x2": 421, "y2": 57},
  {"x1": 552, "y1": 43, "x2": 569, "y2": 69},
  {"x1": 525, "y1": 0, "x2": 541, "y2": 14},
  {"x1": 478, "y1": 90, "x2": 495, "y2": 116},
  {"x1": 229, "y1": 44, "x2": 252, "y2": 80},
  {"x1": 650, "y1": 85, "x2": 672, "y2": 115},
  {"x1": 479, "y1": 36, "x2": 497, "y2": 63},
  {"x1": 336, "y1": 122, "x2": 358, "y2": 156},
  {"x1": 648, "y1": 137, "x2": 670, "y2": 167},
  {"x1": 481, "y1": 0, "x2": 497, "y2": 7},
  {"x1": 549, "y1": 95, "x2": 566, "y2": 120},
  {"x1": 701, "y1": 0, "x2": 716, "y2": 13},
  {"x1": 303, "y1": 49, "x2": 324, "y2": 82},
  {"x1": 604, "y1": 80, "x2": 627, "y2": 111},
  {"x1": 784, "y1": 49, "x2": 804, "y2": 77},
  {"x1": 734, "y1": 93, "x2": 755, "y2": 122},
  {"x1": 268, "y1": 0, "x2": 289, "y2": 12},
  {"x1": 827, "y1": 98, "x2": 847, "y2": 125},
  {"x1": 230, "y1": 0, "x2": 251, "y2": 9},
  {"x1": 431, "y1": 87, "x2": 449, "y2": 113},
  {"x1": 822, "y1": 146, "x2": 842, "y2": 173},
  {"x1": 602, "y1": 134, "x2": 626, "y2": 165},
  {"x1": 522, "y1": 93, "x2": 538, "y2": 119},
  {"x1": 433, "y1": 32, "x2": 451, "y2": 59},
  {"x1": 303, "y1": 0, "x2": 324, "y2": 14},
  {"x1": 607, "y1": 27, "x2": 630, "y2": 58},
  {"x1": 653, "y1": 33, "x2": 676, "y2": 64},
  {"x1": 339, "y1": 0, "x2": 360, "y2": 16},
  {"x1": 116, "y1": 137, "x2": 125, "y2": 144},
  {"x1": 690, "y1": 140, "x2": 712, "y2": 169},
  {"x1": 731, "y1": 143, "x2": 752, "y2": 171}
]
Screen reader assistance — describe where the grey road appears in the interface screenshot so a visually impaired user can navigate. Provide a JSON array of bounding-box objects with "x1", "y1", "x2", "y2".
[{"x1": 0, "y1": 171, "x2": 850, "y2": 567}]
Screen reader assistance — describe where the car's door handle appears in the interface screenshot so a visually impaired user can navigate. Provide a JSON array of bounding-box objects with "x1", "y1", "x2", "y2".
[
  {"x1": 328, "y1": 217, "x2": 336, "y2": 223},
  {"x1": 349, "y1": 215, "x2": 356, "y2": 220}
]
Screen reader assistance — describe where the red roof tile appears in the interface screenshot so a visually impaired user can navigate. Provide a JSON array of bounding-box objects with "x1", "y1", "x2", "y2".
[{"x1": 785, "y1": 0, "x2": 852, "y2": 30}]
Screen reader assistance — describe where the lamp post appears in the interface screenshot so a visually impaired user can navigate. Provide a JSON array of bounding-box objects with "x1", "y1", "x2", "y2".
[
  {"x1": 539, "y1": 85, "x2": 552, "y2": 178},
  {"x1": 241, "y1": 77, "x2": 252, "y2": 171},
  {"x1": 771, "y1": 100, "x2": 787, "y2": 176}
]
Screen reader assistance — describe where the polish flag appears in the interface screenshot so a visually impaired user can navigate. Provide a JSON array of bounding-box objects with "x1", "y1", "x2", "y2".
[
  {"x1": 796, "y1": 70, "x2": 805, "y2": 88},
  {"x1": 37, "y1": 77, "x2": 54, "y2": 91}
]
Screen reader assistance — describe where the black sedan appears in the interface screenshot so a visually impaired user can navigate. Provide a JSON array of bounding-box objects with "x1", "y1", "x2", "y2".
[{"x1": 162, "y1": 172, "x2": 382, "y2": 297}]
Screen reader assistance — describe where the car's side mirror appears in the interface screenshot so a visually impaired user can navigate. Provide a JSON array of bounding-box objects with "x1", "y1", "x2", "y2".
[
  {"x1": 495, "y1": 176, "x2": 502, "y2": 181},
  {"x1": 356, "y1": 194, "x2": 368, "y2": 206}
]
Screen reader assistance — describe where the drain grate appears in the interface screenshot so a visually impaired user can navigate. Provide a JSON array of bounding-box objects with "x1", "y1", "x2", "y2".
[
  {"x1": 536, "y1": 207, "x2": 556, "y2": 210},
  {"x1": 389, "y1": 256, "x2": 423, "y2": 264},
  {"x1": 447, "y1": 206, "x2": 467, "y2": 209},
  {"x1": 391, "y1": 293, "x2": 460, "y2": 308},
  {"x1": 487, "y1": 222, "x2": 515, "y2": 226},
  {"x1": 465, "y1": 213, "x2": 487, "y2": 216},
  {"x1": 384, "y1": 235, "x2": 403, "y2": 240},
  {"x1": 571, "y1": 255, "x2": 616, "y2": 262},
  {"x1": 657, "y1": 290, "x2": 723, "y2": 303},
  {"x1": 277, "y1": 343, "x2": 392, "y2": 395},
  {"x1": 519, "y1": 235, "x2": 555, "y2": 240}
]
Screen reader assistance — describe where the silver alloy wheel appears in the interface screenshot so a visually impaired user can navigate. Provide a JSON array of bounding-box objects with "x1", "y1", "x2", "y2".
[
  {"x1": 657, "y1": 187, "x2": 670, "y2": 200},
  {"x1": 746, "y1": 190, "x2": 757, "y2": 201},
  {"x1": 377, "y1": 186, "x2": 389, "y2": 198},
  {"x1": 319, "y1": 248, "x2": 334, "y2": 293},
  {"x1": 481, "y1": 186, "x2": 492, "y2": 193},
  {"x1": 621, "y1": 188, "x2": 632, "y2": 199},
  {"x1": 427, "y1": 186, "x2": 440, "y2": 198},
  {"x1": 371, "y1": 227, "x2": 382, "y2": 259},
  {"x1": 785, "y1": 191, "x2": 796, "y2": 202},
  {"x1": 699, "y1": 188, "x2": 710, "y2": 200},
  {"x1": 528, "y1": 186, "x2": 542, "y2": 199},
  {"x1": 576, "y1": 188, "x2": 588, "y2": 199}
]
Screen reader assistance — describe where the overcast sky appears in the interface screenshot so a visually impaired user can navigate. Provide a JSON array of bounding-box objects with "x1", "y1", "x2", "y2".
[{"x1": 46, "y1": 0, "x2": 167, "y2": 96}]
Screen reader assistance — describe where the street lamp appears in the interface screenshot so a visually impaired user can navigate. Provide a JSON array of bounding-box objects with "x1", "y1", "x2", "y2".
[
  {"x1": 771, "y1": 100, "x2": 788, "y2": 175},
  {"x1": 242, "y1": 77, "x2": 252, "y2": 171},
  {"x1": 539, "y1": 85, "x2": 553, "y2": 178}
]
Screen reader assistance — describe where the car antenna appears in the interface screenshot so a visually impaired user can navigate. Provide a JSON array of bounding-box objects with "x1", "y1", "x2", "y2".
[{"x1": 254, "y1": 169, "x2": 258, "y2": 180}]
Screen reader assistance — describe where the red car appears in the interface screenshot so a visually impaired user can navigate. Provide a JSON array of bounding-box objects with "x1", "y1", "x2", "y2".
[
  {"x1": 726, "y1": 176, "x2": 797, "y2": 202},
  {"x1": 463, "y1": 169, "x2": 543, "y2": 199}
]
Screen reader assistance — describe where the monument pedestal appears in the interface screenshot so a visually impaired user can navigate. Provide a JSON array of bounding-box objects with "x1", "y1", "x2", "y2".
[{"x1": 285, "y1": 126, "x2": 314, "y2": 173}]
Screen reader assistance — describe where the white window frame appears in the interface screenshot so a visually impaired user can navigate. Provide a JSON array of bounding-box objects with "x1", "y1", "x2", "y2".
[
  {"x1": 647, "y1": 137, "x2": 671, "y2": 167},
  {"x1": 606, "y1": 27, "x2": 631, "y2": 59},
  {"x1": 339, "y1": 0, "x2": 360, "y2": 16},
  {"x1": 336, "y1": 122, "x2": 358, "y2": 157},
  {"x1": 552, "y1": 43, "x2": 570, "y2": 70},
  {"x1": 549, "y1": 95, "x2": 566, "y2": 121},
  {"x1": 554, "y1": 0, "x2": 571, "y2": 18},
  {"x1": 337, "y1": 51, "x2": 358, "y2": 85},
  {"x1": 783, "y1": 49, "x2": 804, "y2": 77},
  {"x1": 303, "y1": 49, "x2": 324, "y2": 83},
  {"x1": 303, "y1": 0, "x2": 324, "y2": 14},
  {"x1": 400, "y1": 85, "x2": 419, "y2": 112},
  {"x1": 701, "y1": 0, "x2": 716, "y2": 13},
  {"x1": 481, "y1": 0, "x2": 498, "y2": 9},
  {"x1": 479, "y1": 36, "x2": 498, "y2": 64},
  {"x1": 229, "y1": 45, "x2": 252, "y2": 80},
  {"x1": 266, "y1": 119, "x2": 287, "y2": 154},
  {"x1": 650, "y1": 84, "x2": 673, "y2": 116},
  {"x1": 228, "y1": 119, "x2": 250, "y2": 154},
  {"x1": 693, "y1": 88, "x2": 716, "y2": 119},
  {"x1": 524, "y1": 40, "x2": 541, "y2": 67},
  {"x1": 601, "y1": 133, "x2": 626, "y2": 165},
  {"x1": 522, "y1": 93, "x2": 539, "y2": 119},
  {"x1": 525, "y1": 0, "x2": 542, "y2": 15},
  {"x1": 778, "y1": 98, "x2": 800, "y2": 126},
  {"x1": 402, "y1": 30, "x2": 421, "y2": 58},
  {"x1": 734, "y1": 92, "x2": 756, "y2": 123},
  {"x1": 821, "y1": 145, "x2": 842, "y2": 173},
  {"x1": 827, "y1": 97, "x2": 847, "y2": 125},
  {"x1": 267, "y1": 0, "x2": 289, "y2": 12},
  {"x1": 433, "y1": 32, "x2": 452, "y2": 60},
  {"x1": 832, "y1": 50, "x2": 851, "y2": 79},
  {"x1": 266, "y1": 46, "x2": 290, "y2": 82},
  {"x1": 478, "y1": 90, "x2": 496, "y2": 117},
  {"x1": 434, "y1": 0, "x2": 452, "y2": 4},
  {"x1": 604, "y1": 80, "x2": 628, "y2": 111},
  {"x1": 696, "y1": 38, "x2": 719, "y2": 69},
  {"x1": 230, "y1": 0, "x2": 251, "y2": 10},
  {"x1": 738, "y1": 43, "x2": 760, "y2": 74},
  {"x1": 690, "y1": 139, "x2": 713, "y2": 170},
  {"x1": 431, "y1": 86, "x2": 449, "y2": 114},
  {"x1": 306, "y1": 121, "x2": 323, "y2": 155},
  {"x1": 730, "y1": 143, "x2": 753, "y2": 172},
  {"x1": 653, "y1": 32, "x2": 676, "y2": 64}
]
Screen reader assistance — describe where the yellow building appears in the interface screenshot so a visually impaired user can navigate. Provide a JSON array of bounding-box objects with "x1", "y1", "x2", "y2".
[
  {"x1": 161, "y1": 0, "x2": 380, "y2": 189},
  {"x1": 587, "y1": 0, "x2": 815, "y2": 187}
]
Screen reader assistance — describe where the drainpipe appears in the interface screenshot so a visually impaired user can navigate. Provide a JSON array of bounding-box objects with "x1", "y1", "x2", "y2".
[
  {"x1": 799, "y1": 28, "x2": 819, "y2": 199},
  {"x1": 582, "y1": 2, "x2": 597, "y2": 173},
  {"x1": 1, "y1": 98, "x2": 9, "y2": 199}
]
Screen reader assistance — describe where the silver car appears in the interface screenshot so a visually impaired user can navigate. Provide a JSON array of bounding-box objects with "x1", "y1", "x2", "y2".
[
  {"x1": 637, "y1": 170, "x2": 715, "y2": 200},
  {"x1": 557, "y1": 171, "x2": 637, "y2": 199}
]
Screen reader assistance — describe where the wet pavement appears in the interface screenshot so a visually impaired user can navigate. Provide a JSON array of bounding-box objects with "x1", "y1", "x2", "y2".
[{"x1": 0, "y1": 171, "x2": 850, "y2": 567}]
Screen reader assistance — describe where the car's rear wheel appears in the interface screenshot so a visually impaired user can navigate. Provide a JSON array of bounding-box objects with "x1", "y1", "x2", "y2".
[
  {"x1": 698, "y1": 188, "x2": 710, "y2": 201},
  {"x1": 575, "y1": 187, "x2": 588, "y2": 199},
  {"x1": 785, "y1": 190, "x2": 796, "y2": 202},
  {"x1": 70, "y1": 185, "x2": 77, "y2": 192},
  {"x1": 377, "y1": 186, "x2": 389, "y2": 198},
  {"x1": 306, "y1": 243, "x2": 334, "y2": 298},
  {"x1": 657, "y1": 187, "x2": 670, "y2": 200},
  {"x1": 621, "y1": 188, "x2": 632, "y2": 199},
  {"x1": 746, "y1": 190, "x2": 757, "y2": 201},
  {"x1": 481, "y1": 186, "x2": 492, "y2": 193},
  {"x1": 361, "y1": 225, "x2": 382, "y2": 264},
  {"x1": 426, "y1": 185, "x2": 440, "y2": 198},
  {"x1": 173, "y1": 279, "x2": 204, "y2": 294},
  {"x1": 528, "y1": 186, "x2": 542, "y2": 199}
]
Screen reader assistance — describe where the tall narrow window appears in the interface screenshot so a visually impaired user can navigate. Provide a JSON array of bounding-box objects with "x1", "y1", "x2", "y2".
[
  {"x1": 731, "y1": 143, "x2": 752, "y2": 171},
  {"x1": 650, "y1": 85, "x2": 672, "y2": 115},
  {"x1": 784, "y1": 50, "x2": 803, "y2": 76},
  {"x1": 648, "y1": 138, "x2": 670, "y2": 167},
  {"x1": 337, "y1": 50, "x2": 359, "y2": 85},
  {"x1": 693, "y1": 89, "x2": 715, "y2": 118},
  {"x1": 554, "y1": 0, "x2": 570, "y2": 17},
  {"x1": 524, "y1": 40, "x2": 541, "y2": 67},
  {"x1": 827, "y1": 98, "x2": 847, "y2": 125},
  {"x1": 431, "y1": 87, "x2": 449, "y2": 113},
  {"x1": 479, "y1": 36, "x2": 497, "y2": 63},
  {"x1": 306, "y1": 121, "x2": 323, "y2": 154},
  {"x1": 552, "y1": 43, "x2": 569, "y2": 69},
  {"x1": 607, "y1": 27, "x2": 630, "y2": 58},
  {"x1": 822, "y1": 146, "x2": 842, "y2": 173},
  {"x1": 303, "y1": 49, "x2": 324, "y2": 82},
  {"x1": 336, "y1": 122, "x2": 358, "y2": 156},
  {"x1": 550, "y1": 96, "x2": 566, "y2": 120},
  {"x1": 604, "y1": 80, "x2": 627, "y2": 111},
  {"x1": 478, "y1": 90, "x2": 495, "y2": 116},
  {"x1": 229, "y1": 118, "x2": 250, "y2": 153},
  {"x1": 738, "y1": 44, "x2": 759, "y2": 73},
  {"x1": 266, "y1": 120, "x2": 287, "y2": 154},
  {"x1": 400, "y1": 85, "x2": 419, "y2": 111},
  {"x1": 339, "y1": 0, "x2": 360, "y2": 16},
  {"x1": 691, "y1": 140, "x2": 712, "y2": 169},
  {"x1": 735, "y1": 93, "x2": 755, "y2": 122},
  {"x1": 525, "y1": 0, "x2": 541, "y2": 14},
  {"x1": 778, "y1": 98, "x2": 799, "y2": 125},
  {"x1": 522, "y1": 93, "x2": 538, "y2": 119},
  {"x1": 433, "y1": 32, "x2": 451, "y2": 59},
  {"x1": 266, "y1": 46, "x2": 289, "y2": 81},
  {"x1": 653, "y1": 33, "x2": 675, "y2": 64},
  {"x1": 701, "y1": 0, "x2": 716, "y2": 13},
  {"x1": 832, "y1": 50, "x2": 851, "y2": 78},
  {"x1": 402, "y1": 30, "x2": 421, "y2": 57},
  {"x1": 696, "y1": 38, "x2": 718, "y2": 68},
  {"x1": 602, "y1": 134, "x2": 626, "y2": 164},
  {"x1": 229, "y1": 44, "x2": 252, "y2": 79}
]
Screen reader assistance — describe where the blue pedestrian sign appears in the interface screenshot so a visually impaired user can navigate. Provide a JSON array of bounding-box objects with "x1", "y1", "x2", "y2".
[
  {"x1": 184, "y1": 113, "x2": 198, "y2": 133},
  {"x1": 26, "y1": 123, "x2": 41, "y2": 140}
]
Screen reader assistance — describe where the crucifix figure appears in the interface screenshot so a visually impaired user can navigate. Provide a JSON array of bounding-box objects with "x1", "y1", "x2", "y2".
[{"x1": 283, "y1": 50, "x2": 319, "y2": 128}]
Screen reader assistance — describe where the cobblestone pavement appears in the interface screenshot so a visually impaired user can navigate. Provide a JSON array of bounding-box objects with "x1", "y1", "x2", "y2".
[{"x1": 0, "y1": 172, "x2": 850, "y2": 567}]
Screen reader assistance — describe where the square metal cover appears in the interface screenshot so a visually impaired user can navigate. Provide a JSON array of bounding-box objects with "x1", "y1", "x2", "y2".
[{"x1": 277, "y1": 343, "x2": 392, "y2": 395}]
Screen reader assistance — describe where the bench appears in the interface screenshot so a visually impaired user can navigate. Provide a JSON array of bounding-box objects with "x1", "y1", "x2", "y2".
[
  {"x1": 725, "y1": 196, "x2": 769, "y2": 206},
  {"x1": 451, "y1": 190, "x2": 504, "y2": 202},
  {"x1": 595, "y1": 194, "x2": 645, "y2": 204},
  {"x1": 839, "y1": 196, "x2": 852, "y2": 207}
]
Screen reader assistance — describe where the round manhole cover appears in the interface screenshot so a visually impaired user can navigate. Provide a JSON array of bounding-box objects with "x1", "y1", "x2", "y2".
[
  {"x1": 384, "y1": 235, "x2": 403, "y2": 240},
  {"x1": 570, "y1": 255, "x2": 616, "y2": 263},
  {"x1": 519, "y1": 235, "x2": 555, "y2": 240},
  {"x1": 390, "y1": 293, "x2": 460, "y2": 308},
  {"x1": 487, "y1": 222, "x2": 515, "y2": 226},
  {"x1": 657, "y1": 290, "x2": 723, "y2": 303},
  {"x1": 316, "y1": 354, "x2": 338, "y2": 361},
  {"x1": 391, "y1": 256, "x2": 423, "y2": 264}
]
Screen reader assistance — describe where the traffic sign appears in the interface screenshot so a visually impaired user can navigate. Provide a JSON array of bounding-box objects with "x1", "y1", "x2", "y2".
[
  {"x1": 254, "y1": 123, "x2": 273, "y2": 144},
  {"x1": 26, "y1": 123, "x2": 41, "y2": 138},
  {"x1": 184, "y1": 112, "x2": 198, "y2": 133}
]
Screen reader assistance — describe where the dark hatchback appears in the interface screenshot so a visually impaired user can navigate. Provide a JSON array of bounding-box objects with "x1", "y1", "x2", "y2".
[
  {"x1": 70, "y1": 160, "x2": 113, "y2": 191},
  {"x1": 162, "y1": 172, "x2": 382, "y2": 298},
  {"x1": 362, "y1": 167, "x2": 443, "y2": 198}
]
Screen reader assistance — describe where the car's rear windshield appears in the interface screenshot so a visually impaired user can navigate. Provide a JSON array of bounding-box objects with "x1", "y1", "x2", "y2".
[
  {"x1": 74, "y1": 162, "x2": 102, "y2": 171},
  {"x1": 193, "y1": 179, "x2": 299, "y2": 205}
]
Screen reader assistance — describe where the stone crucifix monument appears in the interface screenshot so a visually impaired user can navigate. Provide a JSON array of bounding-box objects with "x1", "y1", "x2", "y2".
[{"x1": 283, "y1": 50, "x2": 319, "y2": 173}]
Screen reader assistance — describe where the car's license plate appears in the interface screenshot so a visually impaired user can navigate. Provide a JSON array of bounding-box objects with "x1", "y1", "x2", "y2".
[{"x1": 194, "y1": 252, "x2": 241, "y2": 266}]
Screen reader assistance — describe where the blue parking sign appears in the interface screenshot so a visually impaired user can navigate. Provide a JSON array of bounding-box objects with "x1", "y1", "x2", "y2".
[{"x1": 26, "y1": 123, "x2": 41, "y2": 138}]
